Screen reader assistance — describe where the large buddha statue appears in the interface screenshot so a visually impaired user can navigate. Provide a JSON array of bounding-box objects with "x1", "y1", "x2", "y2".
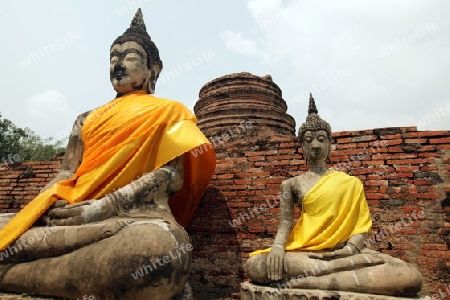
[
  {"x1": 0, "y1": 9, "x2": 215, "y2": 300},
  {"x1": 245, "y1": 95, "x2": 423, "y2": 297}
]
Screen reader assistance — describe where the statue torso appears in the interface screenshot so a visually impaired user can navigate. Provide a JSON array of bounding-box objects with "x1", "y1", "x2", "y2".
[{"x1": 288, "y1": 171, "x2": 327, "y2": 208}]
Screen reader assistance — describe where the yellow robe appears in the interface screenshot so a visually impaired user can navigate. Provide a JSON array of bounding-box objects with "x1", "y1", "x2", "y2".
[
  {"x1": 0, "y1": 91, "x2": 216, "y2": 251},
  {"x1": 250, "y1": 170, "x2": 371, "y2": 256}
]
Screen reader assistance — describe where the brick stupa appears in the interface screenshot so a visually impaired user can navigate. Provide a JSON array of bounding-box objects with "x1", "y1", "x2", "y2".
[{"x1": 194, "y1": 72, "x2": 296, "y2": 138}]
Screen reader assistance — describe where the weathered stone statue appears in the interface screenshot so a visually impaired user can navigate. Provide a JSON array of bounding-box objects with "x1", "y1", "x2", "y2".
[
  {"x1": 0, "y1": 9, "x2": 215, "y2": 300},
  {"x1": 244, "y1": 94, "x2": 423, "y2": 298}
]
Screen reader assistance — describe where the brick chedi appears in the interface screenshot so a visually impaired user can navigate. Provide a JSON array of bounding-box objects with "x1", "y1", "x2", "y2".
[{"x1": 194, "y1": 72, "x2": 296, "y2": 138}]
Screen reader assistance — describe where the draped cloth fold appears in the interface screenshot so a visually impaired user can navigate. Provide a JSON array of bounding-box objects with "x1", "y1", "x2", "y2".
[
  {"x1": 249, "y1": 170, "x2": 371, "y2": 256},
  {"x1": 0, "y1": 91, "x2": 216, "y2": 251}
]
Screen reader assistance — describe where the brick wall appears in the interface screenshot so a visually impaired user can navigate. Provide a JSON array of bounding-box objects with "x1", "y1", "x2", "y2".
[
  {"x1": 0, "y1": 128, "x2": 449, "y2": 299},
  {"x1": 186, "y1": 126, "x2": 450, "y2": 299},
  {"x1": 0, "y1": 153, "x2": 63, "y2": 212}
]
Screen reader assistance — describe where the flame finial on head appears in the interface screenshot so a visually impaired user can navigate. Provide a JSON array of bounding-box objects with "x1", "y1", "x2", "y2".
[
  {"x1": 298, "y1": 93, "x2": 332, "y2": 141},
  {"x1": 308, "y1": 93, "x2": 318, "y2": 114},
  {"x1": 111, "y1": 8, "x2": 162, "y2": 70}
]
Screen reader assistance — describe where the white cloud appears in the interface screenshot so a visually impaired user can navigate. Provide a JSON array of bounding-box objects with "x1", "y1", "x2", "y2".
[
  {"x1": 220, "y1": 31, "x2": 259, "y2": 56},
  {"x1": 239, "y1": 0, "x2": 450, "y2": 131},
  {"x1": 25, "y1": 90, "x2": 77, "y2": 139}
]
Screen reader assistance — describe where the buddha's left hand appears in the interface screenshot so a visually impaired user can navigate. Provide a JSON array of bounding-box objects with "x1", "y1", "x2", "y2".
[
  {"x1": 307, "y1": 244, "x2": 359, "y2": 260},
  {"x1": 44, "y1": 198, "x2": 117, "y2": 226}
]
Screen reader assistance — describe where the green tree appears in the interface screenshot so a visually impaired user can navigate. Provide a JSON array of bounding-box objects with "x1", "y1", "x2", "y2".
[
  {"x1": 0, "y1": 112, "x2": 28, "y2": 163},
  {"x1": 0, "y1": 113, "x2": 66, "y2": 164},
  {"x1": 19, "y1": 128, "x2": 66, "y2": 161}
]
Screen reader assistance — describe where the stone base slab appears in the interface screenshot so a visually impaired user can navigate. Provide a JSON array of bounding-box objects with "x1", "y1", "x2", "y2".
[
  {"x1": 0, "y1": 294, "x2": 60, "y2": 299},
  {"x1": 240, "y1": 282, "x2": 427, "y2": 300}
]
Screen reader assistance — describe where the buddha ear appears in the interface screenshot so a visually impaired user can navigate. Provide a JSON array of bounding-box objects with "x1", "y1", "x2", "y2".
[
  {"x1": 327, "y1": 138, "x2": 332, "y2": 164},
  {"x1": 147, "y1": 63, "x2": 161, "y2": 94}
]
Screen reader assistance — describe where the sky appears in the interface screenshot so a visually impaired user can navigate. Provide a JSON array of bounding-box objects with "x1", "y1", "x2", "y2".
[{"x1": 1, "y1": 0, "x2": 449, "y2": 141}]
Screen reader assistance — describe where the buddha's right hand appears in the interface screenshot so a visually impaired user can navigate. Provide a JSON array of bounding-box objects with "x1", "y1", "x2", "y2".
[
  {"x1": 42, "y1": 197, "x2": 118, "y2": 226},
  {"x1": 266, "y1": 245, "x2": 288, "y2": 281}
]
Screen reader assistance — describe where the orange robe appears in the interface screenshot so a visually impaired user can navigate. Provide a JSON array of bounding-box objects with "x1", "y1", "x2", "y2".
[
  {"x1": 250, "y1": 170, "x2": 371, "y2": 256},
  {"x1": 0, "y1": 91, "x2": 216, "y2": 251}
]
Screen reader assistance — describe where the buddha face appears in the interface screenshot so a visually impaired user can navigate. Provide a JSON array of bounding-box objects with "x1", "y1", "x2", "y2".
[
  {"x1": 302, "y1": 130, "x2": 330, "y2": 162},
  {"x1": 110, "y1": 41, "x2": 152, "y2": 95}
]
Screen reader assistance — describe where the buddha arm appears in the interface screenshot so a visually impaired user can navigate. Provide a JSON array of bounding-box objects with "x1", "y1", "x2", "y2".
[
  {"x1": 40, "y1": 111, "x2": 88, "y2": 193},
  {"x1": 104, "y1": 155, "x2": 184, "y2": 214},
  {"x1": 272, "y1": 180, "x2": 295, "y2": 249},
  {"x1": 266, "y1": 179, "x2": 295, "y2": 280},
  {"x1": 65, "y1": 156, "x2": 184, "y2": 224},
  {"x1": 47, "y1": 154, "x2": 184, "y2": 226},
  {"x1": 347, "y1": 232, "x2": 368, "y2": 252}
]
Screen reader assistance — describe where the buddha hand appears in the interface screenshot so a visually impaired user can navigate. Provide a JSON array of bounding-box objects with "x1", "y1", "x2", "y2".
[
  {"x1": 42, "y1": 197, "x2": 118, "y2": 226},
  {"x1": 266, "y1": 244, "x2": 289, "y2": 281},
  {"x1": 307, "y1": 244, "x2": 359, "y2": 260}
]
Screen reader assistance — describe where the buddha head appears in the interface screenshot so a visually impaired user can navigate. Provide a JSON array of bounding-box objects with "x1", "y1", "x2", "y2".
[
  {"x1": 110, "y1": 8, "x2": 163, "y2": 96},
  {"x1": 298, "y1": 94, "x2": 332, "y2": 163}
]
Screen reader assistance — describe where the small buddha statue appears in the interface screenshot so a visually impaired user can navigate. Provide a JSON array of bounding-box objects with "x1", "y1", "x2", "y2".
[
  {"x1": 0, "y1": 9, "x2": 215, "y2": 300},
  {"x1": 244, "y1": 94, "x2": 423, "y2": 297}
]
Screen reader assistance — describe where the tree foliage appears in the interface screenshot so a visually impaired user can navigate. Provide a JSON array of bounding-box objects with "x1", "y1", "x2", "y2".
[{"x1": 0, "y1": 113, "x2": 66, "y2": 164}]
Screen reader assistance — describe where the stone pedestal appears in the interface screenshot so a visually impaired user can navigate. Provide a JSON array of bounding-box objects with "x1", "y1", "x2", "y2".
[{"x1": 240, "y1": 282, "x2": 427, "y2": 300}]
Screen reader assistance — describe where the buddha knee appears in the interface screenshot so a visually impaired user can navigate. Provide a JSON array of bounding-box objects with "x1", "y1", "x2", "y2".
[{"x1": 245, "y1": 254, "x2": 268, "y2": 283}]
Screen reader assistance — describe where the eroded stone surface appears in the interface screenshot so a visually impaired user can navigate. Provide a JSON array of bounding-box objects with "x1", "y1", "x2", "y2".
[{"x1": 240, "y1": 282, "x2": 427, "y2": 300}]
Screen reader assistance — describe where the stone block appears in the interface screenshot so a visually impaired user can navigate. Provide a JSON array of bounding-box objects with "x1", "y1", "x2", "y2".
[{"x1": 240, "y1": 282, "x2": 427, "y2": 300}]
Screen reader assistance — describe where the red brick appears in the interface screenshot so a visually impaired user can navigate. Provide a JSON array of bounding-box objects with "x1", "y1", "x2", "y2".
[
  {"x1": 386, "y1": 158, "x2": 434, "y2": 165},
  {"x1": 218, "y1": 174, "x2": 234, "y2": 179},
  {"x1": 245, "y1": 150, "x2": 278, "y2": 156},
  {"x1": 364, "y1": 187, "x2": 380, "y2": 193},
  {"x1": 419, "y1": 250, "x2": 450, "y2": 258},
  {"x1": 248, "y1": 156, "x2": 265, "y2": 162},
  {"x1": 276, "y1": 154, "x2": 301, "y2": 160},
  {"x1": 27, "y1": 178, "x2": 46, "y2": 182},
  {"x1": 366, "y1": 199, "x2": 380, "y2": 206},
  {"x1": 365, "y1": 192, "x2": 389, "y2": 200},
  {"x1": 336, "y1": 137, "x2": 353, "y2": 143},
  {"x1": 429, "y1": 137, "x2": 450, "y2": 144},
  {"x1": 278, "y1": 148, "x2": 296, "y2": 154},
  {"x1": 335, "y1": 143, "x2": 357, "y2": 149},
  {"x1": 252, "y1": 178, "x2": 282, "y2": 185},
  {"x1": 417, "y1": 145, "x2": 437, "y2": 152},
  {"x1": 384, "y1": 172, "x2": 414, "y2": 179},
  {"x1": 416, "y1": 192, "x2": 441, "y2": 199},
  {"x1": 365, "y1": 180, "x2": 389, "y2": 186},
  {"x1": 351, "y1": 167, "x2": 394, "y2": 175},
  {"x1": 372, "y1": 153, "x2": 393, "y2": 160},
  {"x1": 390, "y1": 153, "x2": 417, "y2": 160},
  {"x1": 382, "y1": 249, "x2": 406, "y2": 258},
  {"x1": 361, "y1": 160, "x2": 385, "y2": 166},
  {"x1": 420, "y1": 166, "x2": 439, "y2": 173},
  {"x1": 418, "y1": 152, "x2": 441, "y2": 158},
  {"x1": 254, "y1": 160, "x2": 289, "y2": 167},
  {"x1": 235, "y1": 172, "x2": 271, "y2": 178},
  {"x1": 413, "y1": 130, "x2": 449, "y2": 138},
  {"x1": 332, "y1": 131, "x2": 351, "y2": 138},
  {"x1": 380, "y1": 134, "x2": 402, "y2": 139},
  {"x1": 352, "y1": 135, "x2": 377, "y2": 142},
  {"x1": 351, "y1": 129, "x2": 374, "y2": 136},
  {"x1": 404, "y1": 138, "x2": 428, "y2": 144},
  {"x1": 416, "y1": 257, "x2": 440, "y2": 265},
  {"x1": 421, "y1": 243, "x2": 449, "y2": 250},
  {"x1": 437, "y1": 144, "x2": 450, "y2": 150},
  {"x1": 340, "y1": 149, "x2": 370, "y2": 156},
  {"x1": 387, "y1": 146, "x2": 408, "y2": 153},
  {"x1": 394, "y1": 165, "x2": 420, "y2": 172},
  {"x1": 370, "y1": 139, "x2": 402, "y2": 147}
]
